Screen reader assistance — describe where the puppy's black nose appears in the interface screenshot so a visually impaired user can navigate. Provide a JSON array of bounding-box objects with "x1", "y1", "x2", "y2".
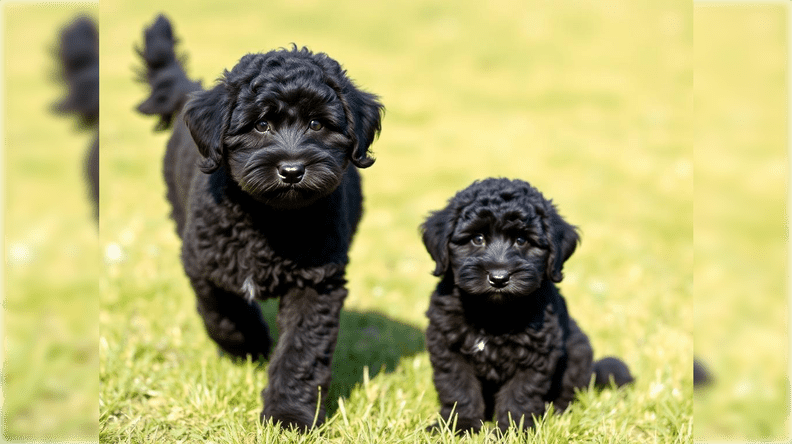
[
  {"x1": 487, "y1": 270, "x2": 510, "y2": 288},
  {"x1": 278, "y1": 163, "x2": 305, "y2": 184}
]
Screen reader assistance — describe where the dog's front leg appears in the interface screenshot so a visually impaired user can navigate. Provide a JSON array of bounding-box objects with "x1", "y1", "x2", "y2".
[
  {"x1": 260, "y1": 284, "x2": 346, "y2": 431},
  {"x1": 494, "y1": 369, "x2": 552, "y2": 432},
  {"x1": 426, "y1": 326, "x2": 487, "y2": 434}
]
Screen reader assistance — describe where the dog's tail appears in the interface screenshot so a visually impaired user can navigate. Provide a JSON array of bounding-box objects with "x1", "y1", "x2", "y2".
[
  {"x1": 52, "y1": 15, "x2": 99, "y2": 129},
  {"x1": 592, "y1": 356, "x2": 634, "y2": 389},
  {"x1": 135, "y1": 14, "x2": 201, "y2": 131}
]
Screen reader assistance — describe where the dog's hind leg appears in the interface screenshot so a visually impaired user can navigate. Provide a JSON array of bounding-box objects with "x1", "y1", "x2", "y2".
[
  {"x1": 190, "y1": 278, "x2": 272, "y2": 361},
  {"x1": 260, "y1": 284, "x2": 347, "y2": 431},
  {"x1": 551, "y1": 317, "x2": 594, "y2": 412}
]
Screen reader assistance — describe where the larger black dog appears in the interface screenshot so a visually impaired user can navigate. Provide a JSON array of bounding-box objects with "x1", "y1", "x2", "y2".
[
  {"x1": 136, "y1": 16, "x2": 383, "y2": 431},
  {"x1": 422, "y1": 178, "x2": 632, "y2": 434}
]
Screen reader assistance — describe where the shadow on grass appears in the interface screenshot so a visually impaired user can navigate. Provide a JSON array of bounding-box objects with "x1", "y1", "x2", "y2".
[{"x1": 258, "y1": 299, "x2": 426, "y2": 415}]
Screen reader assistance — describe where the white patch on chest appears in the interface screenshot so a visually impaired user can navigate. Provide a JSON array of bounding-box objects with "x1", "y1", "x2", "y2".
[{"x1": 242, "y1": 275, "x2": 258, "y2": 302}]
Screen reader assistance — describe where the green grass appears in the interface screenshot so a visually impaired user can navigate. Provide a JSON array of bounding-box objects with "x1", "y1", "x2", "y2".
[
  {"x1": 13, "y1": 0, "x2": 788, "y2": 443},
  {"x1": 693, "y1": 5, "x2": 789, "y2": 441}
]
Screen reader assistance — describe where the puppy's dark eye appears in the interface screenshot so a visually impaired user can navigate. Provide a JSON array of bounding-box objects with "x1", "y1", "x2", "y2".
[
  {"x1": 515, "y1": 237, "x2": 527, "y2": 246},
  {"x1": 309, "y1": 120, "x2": 323, "y2": 131},
  {"x1": 254, "y1": 120, "x2": 270, "y2": 133},
  {"x1": 471, "y1": 234, "x2": 485, "y2": 246}
]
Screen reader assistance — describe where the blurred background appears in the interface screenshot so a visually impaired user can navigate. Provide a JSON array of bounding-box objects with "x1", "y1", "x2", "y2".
[
  {"x1": 694, "y1": 3, "x2": 789, "y2": 441},
  {"x1": 3, "y1": 1, "x2": 99, "y2": 441},
  {"x1": 21, "y1": 0, "x2": 790, "y2": 442}
]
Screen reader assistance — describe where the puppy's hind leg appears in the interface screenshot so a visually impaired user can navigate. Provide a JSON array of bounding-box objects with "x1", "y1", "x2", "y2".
[
  {"x1": 552, "y1": 317, "x2": 594, "y2": 412},
  {"x1": 190, "y1": 278, "x2": 272, "y2": 361}
]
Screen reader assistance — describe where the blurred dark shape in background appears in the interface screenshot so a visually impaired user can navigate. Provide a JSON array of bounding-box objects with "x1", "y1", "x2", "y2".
[
  {"x1": 694, "y1": 358, "x2": 712, "y2": 388},
  {"x1": 52, "y1": 15, "x2": 99, "y2": 219}
]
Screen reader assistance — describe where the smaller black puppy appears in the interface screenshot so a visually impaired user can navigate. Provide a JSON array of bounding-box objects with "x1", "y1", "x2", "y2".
[
  {"x1": 422, "y1": 178, "x2": 632, "y2": 434},
  {"x1": 52, "y1": 15, "x2": 99, "y2": 219},
  {"x1": 137, "y1": 16, "x2": 383, "y2": 431}
]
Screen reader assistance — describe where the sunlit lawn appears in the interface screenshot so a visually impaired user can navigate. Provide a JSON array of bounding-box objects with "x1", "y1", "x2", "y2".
[{"x1": 694, "y1": 5, "x2": 789, "y2": 441}]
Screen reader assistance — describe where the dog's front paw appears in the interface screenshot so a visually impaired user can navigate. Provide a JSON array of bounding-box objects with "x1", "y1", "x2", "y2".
[{"x1": 260, "y1": 409, "x2": 316, "y2": 433}]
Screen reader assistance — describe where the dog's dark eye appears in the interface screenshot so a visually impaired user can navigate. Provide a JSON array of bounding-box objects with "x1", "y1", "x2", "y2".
[
  {"x1": 471, "y1": 234, "x2": 485, "y2": 246},
  {"x1": 515, "y1": 237, "x2": 527, "y2": 246},
  {"x1": 309, "y1": 120, "x2": 323, "y2": 131},
  {"x1": 254, "y1": 120, "x2": 270, "y2": 133}
]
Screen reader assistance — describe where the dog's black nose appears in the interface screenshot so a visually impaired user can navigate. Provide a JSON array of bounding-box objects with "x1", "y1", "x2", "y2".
[
  {"x1": 487, "y1": 270, "x2": 510, "y2": 288},
  {"x1": 278, "y1": 163, "x2": 305, "y2": 184}
]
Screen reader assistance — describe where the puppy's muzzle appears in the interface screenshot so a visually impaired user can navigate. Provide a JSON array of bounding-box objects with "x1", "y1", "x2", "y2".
[
  {"x1": 278, "y1": 162, "x2": 305, "y2": 184},
  {"x1": 487, "y1": 269, "x2": 510, "y2": 288}
]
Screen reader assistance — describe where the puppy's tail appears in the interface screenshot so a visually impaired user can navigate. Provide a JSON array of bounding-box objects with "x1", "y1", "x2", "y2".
[
  {"x1": 52, "y1": 15, "x2": 99, "y2": 129},
  {"x1": 135, "y1": 14, "x2": 201, "y2": 131},
  {"x1": 592, "y1": 356, "x2": 634, "y2": 389}
]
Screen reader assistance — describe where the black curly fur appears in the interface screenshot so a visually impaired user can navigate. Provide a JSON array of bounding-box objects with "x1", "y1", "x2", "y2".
[
  {"x1": 135, "y1": 15, "x2": 202, "y2": 131},
  {"x1": 136, "y1": 15, "x2": 383, "y2": 432},
  {"x1": 52, "y1": 15, "x2": 98, "y2": 219},
  {"x1": 421, "y1": 178, "x2": 632, "y2": 434}
]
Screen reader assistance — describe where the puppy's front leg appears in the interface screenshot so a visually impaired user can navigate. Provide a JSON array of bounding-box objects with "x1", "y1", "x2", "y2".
[
  {"x1": 494, "y1": 369, "x2": 551, "y2": 432},
  {"x1": 261, "y1": 284, "x2": 346, "y2": 431},
  {"x1": 426, "y1": 325, "x2": 487, "y2": 434}
]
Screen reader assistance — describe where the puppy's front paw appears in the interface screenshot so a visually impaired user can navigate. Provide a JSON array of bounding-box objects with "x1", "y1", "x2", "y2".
[{"x1": 260, "y1": 409, "x2": 315, "y2": 433}]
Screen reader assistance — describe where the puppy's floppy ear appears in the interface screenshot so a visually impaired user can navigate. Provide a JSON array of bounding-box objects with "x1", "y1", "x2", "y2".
[
  {"x1": 542, "y1": 202, "x2": 580, "y2": 283},
  {"x1": 421, "y1": 208, "x2": 455, "y2": 277},
  {"x1": 327, "y1": 77, "x2": 383, "y2": 169},
  {"x1": 183, "y1": 82, "x2": 231, "y2": 173},
  {"x1": 345, "y1": 89, "x2": 383, "y2": 168}
]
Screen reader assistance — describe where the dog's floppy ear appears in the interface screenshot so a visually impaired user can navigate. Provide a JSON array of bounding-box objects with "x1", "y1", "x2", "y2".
[
  {"x1": 543, "y1": 203, "x2": 580, "y2": 283},
  {"x1": 421, "y1": 208, "x2": 455, "y2": 277},
  {"x1": 183, "y1": 82, "x2": 231, "y2": 173},
  {"x1": 327, "y1": 77, "x2": 383, "y2": 169},
  {"x1": 345, "y1": 89, "x2": 383, "y2": 168}
]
